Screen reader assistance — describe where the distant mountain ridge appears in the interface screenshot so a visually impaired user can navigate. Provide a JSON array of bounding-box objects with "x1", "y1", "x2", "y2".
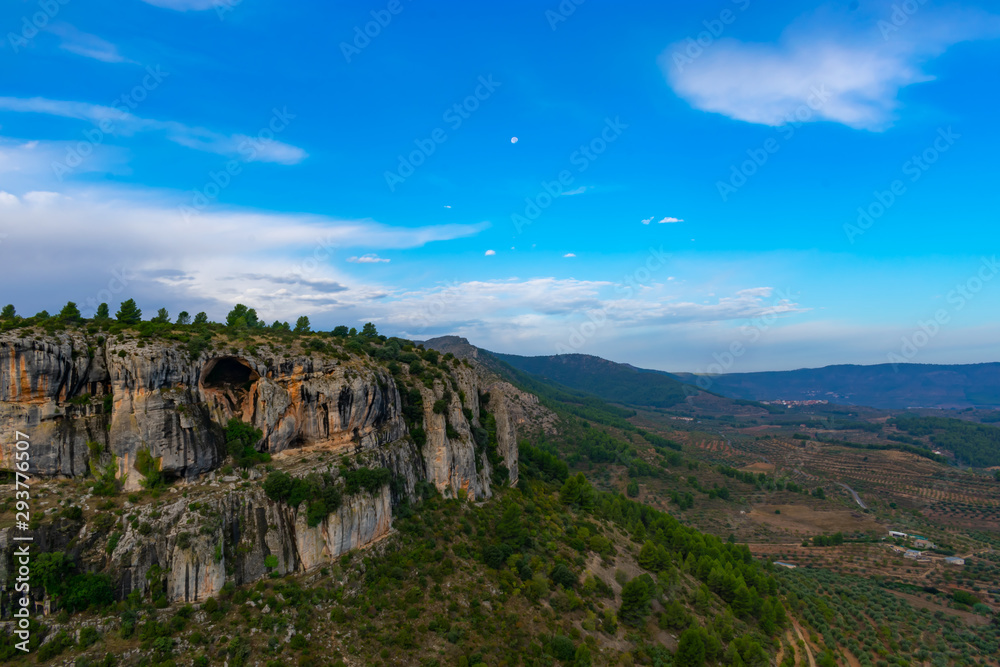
[
  {"x1": 672, "y1": 362, "x2": 1000, "y2": 410},
  {"x1": 422, "y1": 337, "x2": 1000, "y2": 411}
]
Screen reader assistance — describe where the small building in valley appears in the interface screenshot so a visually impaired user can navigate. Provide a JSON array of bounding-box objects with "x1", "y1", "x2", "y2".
[
  {"x1": 774, "y1": 561, "x2": 798, "y2": 569},
  {"x1": 913, "y1": 538, "x2": 936, "y2": 549},
  {"x1": 945, "y1": 557, "x2": 965, "y2": 566},
  {"x1": 889, "y1": 530, "x2": 908, "y2": 539},
  {"x1": 903, "y1": 550, "x2": 921, "y2": 559}
]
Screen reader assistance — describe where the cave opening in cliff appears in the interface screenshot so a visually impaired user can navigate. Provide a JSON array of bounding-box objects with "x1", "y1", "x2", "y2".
[{"x1": 202, "y1": 357, "x2": 260, "y2": 390}]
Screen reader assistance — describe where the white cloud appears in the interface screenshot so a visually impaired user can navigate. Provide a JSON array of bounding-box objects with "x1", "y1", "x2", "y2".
[
  {"x1": 0, "y1": 186, "x2": 488, "y2": 320},
  {"x1": 640, "y1": 217, "x2": 654, "y2": 225},
  {"x1": 562, "y1": 186, "x2": 590, "y2": 196},
  {"x1": 563, "y1": 253, "x2": 576, "y2": 258},
  {"x1": 659, "y1": 217, "x2": 683, "y2": 223},
  {"x1": 0, "y1": 137, "x2": 129, "y2": 182},
  {"x1": 47, "y1": 24, "x2": 132, "y2": 64},
  {"x1": 347, "y1": 254, "x2": 390, "y2": 264},
  {"x1": 0, "y1": 97, "x2": 308, "y2": 165},
  {"x1": 662, "y1": 5, "x2": 1000, "y2": 130},
  {"x1": 485, "y1": 249, "x2": 496, "y2": 256}
]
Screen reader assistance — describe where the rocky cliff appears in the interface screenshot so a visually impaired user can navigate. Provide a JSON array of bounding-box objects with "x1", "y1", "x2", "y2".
[{"x1": 0, "y1": 329, "x2": 550, "y2": 602}]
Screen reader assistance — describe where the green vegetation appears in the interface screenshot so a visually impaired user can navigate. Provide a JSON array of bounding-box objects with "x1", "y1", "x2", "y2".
[
  {"x1": 134, "y1": 448, "x2": 165, "y2": 490},
  {"x1": 494, "y1": 352, "x2": 691, "y2": 408},
  {"x1": 891, "y1": 415, "x2": 1000, "y2": 467},
  {"x1": 780, "y1": 568, "x2": 999, "y2": 666},
  {"x1": 224, "y1": 418, "x2": 269, "y2": 467}
]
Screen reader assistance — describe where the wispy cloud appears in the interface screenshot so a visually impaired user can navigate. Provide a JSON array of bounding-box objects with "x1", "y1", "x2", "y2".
[
  {"x1": 562, "y1": 186, "x2": 590, "y2": 196},
  {"x1": 485, "y1": 249, "x2": 496, "y2": 256},
  {"x1": 659, "y1": 217, "x2": 683, "y2": 223},
  {"x1": 662, "y1": 5, "x2": 1000, "y2": 130},
  {"x1": 347, "y1": 254, "x2": 390, "y2": 264},
  {"x1": 0, "y1": 186, "x2": 489, "y2": 321},
  {"x1": 47, "y1": 24, "x2": 133, "y2": 64},
  {"x1": 0, "y1": 97, "x2": 307, "y2": 165},
  {"x1": 563, "y1": 253, "x2": 576, "y2": 258},
  {"x1": 640, "y1": 217, "x2": 654, "y2": 225}
]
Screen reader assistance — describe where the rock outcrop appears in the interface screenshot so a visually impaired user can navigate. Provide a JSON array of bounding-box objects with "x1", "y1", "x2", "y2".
[{"x1": 0, "y1": 330, "x2": 550, "y2": 601}]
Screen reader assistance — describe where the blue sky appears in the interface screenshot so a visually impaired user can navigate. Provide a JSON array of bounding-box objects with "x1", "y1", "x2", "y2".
[{"x1": 1, "y1": 0, "x2": 999, "y2": 372}]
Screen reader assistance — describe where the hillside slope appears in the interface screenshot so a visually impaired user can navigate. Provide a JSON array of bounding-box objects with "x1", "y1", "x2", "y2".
[{"x1": 419, "y1": 339, "x2": 696, "y2": 410}]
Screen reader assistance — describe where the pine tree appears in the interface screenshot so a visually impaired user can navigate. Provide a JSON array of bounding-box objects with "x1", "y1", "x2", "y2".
[
  {"x1": 176, "y1": 311, "x2": 191, "y2": 325},
  {"x1": 95, "y1": 303, "x2": 110, "y2": 321},
  {"x1": 1, "y1": 304, "x2": 16, "y2": 319},
  {"x1": 618, "y1": 577, "x2": 651, "y2": 627},
  {"x1": 59, "y1": 301, "x2": 81, "y2": 322},
  {"x1": 151, "y1": 308, "x2": 170, "y2": 323},
  {"x1": 676, "y1": 627, "x2": 707, "y2": 667},
  {"x1": 115, "y1": 299, "x2": 142, "y2": 324},
  {"x1": 294, "y1": 316, "x2": 311, "y2": 333},
  {"x1": 193, "y1": 312, "x2": 208, "y2": 325}
]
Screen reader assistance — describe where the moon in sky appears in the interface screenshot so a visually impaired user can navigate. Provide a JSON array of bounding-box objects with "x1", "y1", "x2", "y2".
[{"x1": 510, "y1": 137, "x2": 518, "y2": 144}]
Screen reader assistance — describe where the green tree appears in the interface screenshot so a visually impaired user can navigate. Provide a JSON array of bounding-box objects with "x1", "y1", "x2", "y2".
[
  {"x1": 34, "y1": 310, "x2": 50, "y2": 320},
  {"x1": 496, "y1": 503, "x2": 526, "y2": 547},
  {"x1": 294, "y1": 315, "x2": 311, "y2": 333},
  {"x1": 619, "y1": 576, "x2": 652, "y2": 627},
  {"x1": 225, "y1": 304, "x2": 258, "y2": 329},
  {"x1": 33, "y1": 551, "x2": 73, "y2": 597},
  {"x1": 193, "y1": 312, "x2": 208, "y2": 325},
  {"x1": 676, "y1": 627, "x2": 707, "y2": 667},
  {"x1": 361, "y1": 322, "x2": 378, "y2": 338},
  {"x1": 58, "y1": 301, "x2": 81, "y2": 322},
  {"x1": 732, "y1": 584, "x2": 755, "y2": 618},
  {"x1": 115, "y1": 299, "x2": 142, "y2": 324},
  {"x1": 638, "y1": 540, "x2": 659, "y2": 571},
  {"x1": 94, "y1": 303, "x2": 110, "y2": 320},
  {"x1": 225, "y1": 418, "x2": 265, "y2": 467},
  {"x1": 151, "y1": 308, "x2": 170, "y2": 323},
  {"x1": 0, "y1": 304, "x2": 14, "y2": 319},
  {"x1": 332, "y1": 325, "x2": 349, "y2": 337},
  {"x1": 176, "y1": 311, "x2": 191, "y2": 325}
]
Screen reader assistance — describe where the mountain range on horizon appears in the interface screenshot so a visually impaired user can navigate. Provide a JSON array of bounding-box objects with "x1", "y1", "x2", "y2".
[{"x1": 422, "y1": 336, "x2": 1000, "y2": 411}]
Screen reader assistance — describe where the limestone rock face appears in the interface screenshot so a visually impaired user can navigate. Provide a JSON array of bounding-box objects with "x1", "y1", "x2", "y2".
[
  {"x1": 0, "y1": 332, "x2": 515, "y2": 492},
  {"x1": 0, "y1": 330, "x2": 552, "y2": 601}
]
